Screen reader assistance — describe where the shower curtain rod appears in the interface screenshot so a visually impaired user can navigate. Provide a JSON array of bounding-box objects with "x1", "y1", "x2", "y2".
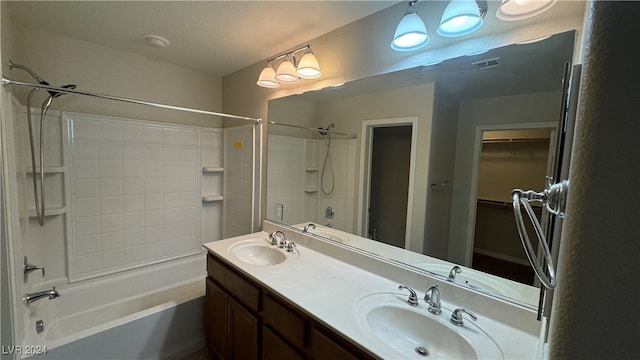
[
  {"x1": 1, "y1": 76, "x2": 262, "y2": 123},
  {"x1": 268, "y1": 120, "x2": 357, "y2": 139}
]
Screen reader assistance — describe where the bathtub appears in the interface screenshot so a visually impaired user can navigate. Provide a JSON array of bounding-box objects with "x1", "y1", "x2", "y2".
[{"x1": 20, "y1": 255, "x2": 206, "y2": 359}]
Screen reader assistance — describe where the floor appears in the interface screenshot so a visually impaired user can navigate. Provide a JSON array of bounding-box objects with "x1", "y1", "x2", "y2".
[{"x1": 180, "y1": 347, "x2": 213, "y2": 360}]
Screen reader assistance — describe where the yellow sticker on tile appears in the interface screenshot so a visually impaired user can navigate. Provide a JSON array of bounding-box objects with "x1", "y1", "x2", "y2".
[{"x1": 234, "y1": 141, "x2": 242, "y2": 149}]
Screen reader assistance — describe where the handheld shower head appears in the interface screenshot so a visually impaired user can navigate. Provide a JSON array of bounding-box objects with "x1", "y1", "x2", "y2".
[
  {"x1": 50, "y1": 84, "x2": 77, "y2": 98},
  {"x1": 317, "y1": 123, "x2": 336, "y2": 136}
]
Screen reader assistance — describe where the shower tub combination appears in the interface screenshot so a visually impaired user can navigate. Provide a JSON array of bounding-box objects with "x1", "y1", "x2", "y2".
[{"x1": 1, "y1": 64, "x2": 260, "y2": 358}]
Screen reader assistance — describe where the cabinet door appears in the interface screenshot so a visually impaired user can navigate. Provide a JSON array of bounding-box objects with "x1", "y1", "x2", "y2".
[
  {"x1": 206, "y1": 279, "x2": 229, "y2": 359},
  {"x1": 262, "y1": 327, "x2": 304, "y2": 360},
  {"x1": 229, "y1": 298, "x2": 260, "y2": 360},
  {"x1": 310, "y1": 327, "x2": 359, "y2": 360}
]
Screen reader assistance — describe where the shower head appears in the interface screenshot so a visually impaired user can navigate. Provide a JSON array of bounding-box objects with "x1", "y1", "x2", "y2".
[
  {"x1": 318, "y1": 123, "x2": 336, "y2": 136},
  {"x1": 8, "y1": 61, "x2": 77, "y2": 98},
  {"x1": 9, "y1": 60, "x2": 47, "y2": 84}
]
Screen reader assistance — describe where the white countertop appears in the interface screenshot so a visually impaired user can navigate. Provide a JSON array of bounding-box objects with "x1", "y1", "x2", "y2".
[{"x1": 203, "y1": 231, "x2": 540, "y2": 359}]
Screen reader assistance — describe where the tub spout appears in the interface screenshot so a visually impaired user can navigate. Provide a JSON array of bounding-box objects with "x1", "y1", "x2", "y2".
[{"x1": 24, "y1": 287, "x2": 60, "y2": 305}]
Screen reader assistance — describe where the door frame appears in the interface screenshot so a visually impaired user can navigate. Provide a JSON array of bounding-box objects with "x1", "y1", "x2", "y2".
[
  {"x1": 357, "y1": 116, "x2": 418, "y2": 249},
  {"x1": 464, "y1": 122, "x2": 557, "y2": 266}
]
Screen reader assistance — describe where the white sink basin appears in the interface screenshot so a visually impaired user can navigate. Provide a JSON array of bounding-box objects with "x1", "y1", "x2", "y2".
[
  {"x1": 354, "y1": 292, "x2": 503, "y2": 359},
  {"x1": 228, "y1": 240, "x2": 297, "y2": 266}
]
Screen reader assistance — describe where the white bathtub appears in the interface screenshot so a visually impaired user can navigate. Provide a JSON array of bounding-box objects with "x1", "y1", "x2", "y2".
[{"x1": 20, "y1": 255, "x2": 206, "y2": 359}]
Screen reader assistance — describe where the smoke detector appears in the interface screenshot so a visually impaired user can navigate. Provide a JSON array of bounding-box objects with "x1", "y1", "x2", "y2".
[{"x1": 142, "y1": 34, "x2": 170, "y2": 49}]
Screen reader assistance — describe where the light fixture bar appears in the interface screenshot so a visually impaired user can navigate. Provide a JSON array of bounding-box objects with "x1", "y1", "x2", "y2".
[{"x1": 266, "y1": 44, "x2": 312, "y2": 64}]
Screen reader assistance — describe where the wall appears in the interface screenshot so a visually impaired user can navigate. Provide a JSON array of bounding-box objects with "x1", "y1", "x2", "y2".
[
  {"x1": 2, "y1": 17, "x2": 223, "y2": 128},
  {"x1": 424, "y1": 85, "x2": 459, "y2": 259},
  {"x1": 447, "y1": 91, "x2": 562, "y2": 265},
  {"x1": 549, "y1": 2, "x2": 640, "y2": 357}
]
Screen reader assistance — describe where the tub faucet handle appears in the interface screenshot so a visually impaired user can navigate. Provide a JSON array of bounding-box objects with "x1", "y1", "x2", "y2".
[
  {"x1": 398, "y1": 285, "x2": 419, "y2": 307},
  {"x1": 23, "y1": 256, "x2": 45, "y2": 283}
]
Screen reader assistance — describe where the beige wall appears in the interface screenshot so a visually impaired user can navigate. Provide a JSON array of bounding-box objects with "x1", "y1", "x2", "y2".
[
  {"x1": 2, "y1": 12, "x2": 223, "y2": 128},
  {"x1": 549, "y1": 2, "x2": 640, "y2": 357}
]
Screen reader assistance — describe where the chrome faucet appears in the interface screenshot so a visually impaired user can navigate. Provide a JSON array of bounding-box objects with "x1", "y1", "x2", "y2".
[
  {"x1": 24, "y1": 287, "x2": 60, "y2": 305},
  {"x1": 450, "y1": 308, "x2": 477, "y2": 326},
  {"x1": 302, "y1": 223, "x2": 316, "y2": 233},
  {"x1": 448, "y1": 265, "x2": 461, "y2": 280},
  {"x1": 269, "y1": 231, "x2": 285, "y2": 246},
  {"x1": 424, "y1": 285, "x2": 441, "y2": 314},
  {"x1": 398, "y1": 285, "x2": 419, "y2": 306}
]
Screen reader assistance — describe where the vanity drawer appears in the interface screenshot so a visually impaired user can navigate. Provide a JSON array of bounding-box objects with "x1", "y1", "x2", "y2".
[
  {"x1": 263, "y1": 293, "x2": 308, "y2": 351},
  {"x1": 207, "y1": 254, "x2": 261, "y2": 312}
]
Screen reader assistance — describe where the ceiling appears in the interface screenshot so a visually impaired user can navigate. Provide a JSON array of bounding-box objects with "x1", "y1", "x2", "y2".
[{"x1": 6, "y1": 1, "x2": 396, "y2": 77}]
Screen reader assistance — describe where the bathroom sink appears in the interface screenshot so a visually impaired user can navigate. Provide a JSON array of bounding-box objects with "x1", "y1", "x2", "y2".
[
  {"x1": 354, "y1": 292, "x2": 502, "y2": 359},
  {"x1": 228, "y1": 240, "x2": 297, "y2": 266}
]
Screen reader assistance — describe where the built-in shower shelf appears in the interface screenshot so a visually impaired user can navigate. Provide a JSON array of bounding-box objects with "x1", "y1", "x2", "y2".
[
  {"x1": 202, "y1": 166, "x2": 224, "y2": 173},
  {"x1": 304, "y1": 188, "x2": 318, "y2": 193},
  {"x1": 202, "y1": 195, "x2": 224, "y2": 202},
  {"x1": 305, "y1": 168, "x2": 318, "y2": 172},
  {"x1": 25, "y1": 166, "x2": 65, "y2": 174},
  {"x1": 28, "y1": 206, "x2": 66, "y2": 218}
]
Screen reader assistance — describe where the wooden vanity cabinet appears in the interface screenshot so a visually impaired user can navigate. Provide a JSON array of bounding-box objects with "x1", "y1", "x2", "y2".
[{"x1": 206, "y1": 253, "x2": 377, "y2": 360}]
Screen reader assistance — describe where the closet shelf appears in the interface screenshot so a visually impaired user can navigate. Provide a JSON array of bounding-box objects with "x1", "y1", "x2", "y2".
[
  {"x1": 304, "y1": 188, "x2": 318, "y2": 193},
  {"x1": 28, "y1": 206, "x2": 66, "y2": 218},
  {"x1": 202, "y1": 166, "x2": 224, "y2": 173},
  {"x1": 25, "y1": 166, "x2": 65, "y2": 174},
  {"x1": 202, "y1": 195, "x2": 224, "y2": 202},
  {"x1": 305, "y1": 168, "x2": 319, "y2": 172}
]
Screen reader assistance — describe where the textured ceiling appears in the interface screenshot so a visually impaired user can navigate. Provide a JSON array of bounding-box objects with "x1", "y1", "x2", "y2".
[{"x1": 6, "y1": 1, "x2": 396, "y2": 77}]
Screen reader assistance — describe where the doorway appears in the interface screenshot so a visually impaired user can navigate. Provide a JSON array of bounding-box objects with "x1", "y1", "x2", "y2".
[
  {"x1": 358, "y1": 117, "x2": 418, "y2": 249},
  {"x1": 368, "y1": 126, "x2": 412, "y2": 247},
  {"x1": 468, "y1": 126, "x2": 557, "y2": 284}
]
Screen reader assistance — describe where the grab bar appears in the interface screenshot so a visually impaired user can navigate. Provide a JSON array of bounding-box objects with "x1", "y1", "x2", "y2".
[{"x1": 511, "y1": 180, "x2": 569, "y2": 289}]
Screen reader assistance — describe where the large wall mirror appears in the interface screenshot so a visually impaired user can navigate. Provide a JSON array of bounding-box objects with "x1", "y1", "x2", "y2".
[{"x1": 266, "y1": 29, "x2": 576, "y2": 308}]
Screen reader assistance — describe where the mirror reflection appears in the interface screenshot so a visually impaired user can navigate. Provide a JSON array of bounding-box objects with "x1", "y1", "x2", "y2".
[{"x1": 266, "y1": 30, "x2": 575, "y2": 307}]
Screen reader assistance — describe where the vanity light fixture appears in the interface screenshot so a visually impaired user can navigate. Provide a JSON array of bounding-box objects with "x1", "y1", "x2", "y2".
[
  {"x1": 437, "y1": 0, "x2": 487, "y2": 37},
  {"x1": 391, "y1": 1, "x2": 429, "y2": 51},
  {"x1": 275, "y1": 54, "x2": 299, "y2": 83},
  {"x1": 257, "y1": 44, "x2": 322, "y2": 88},
  {"x1": 256, "y1": 62, "x2": 279, "y2": 88},
  {"x1": 496, "y1": 0, "x2": 557, "y2": 21}
]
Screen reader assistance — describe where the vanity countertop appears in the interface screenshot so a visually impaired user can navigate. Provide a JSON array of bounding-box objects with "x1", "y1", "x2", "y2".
[{"x1": 203, "y1": 231, "x2": 540, "y2": 359}]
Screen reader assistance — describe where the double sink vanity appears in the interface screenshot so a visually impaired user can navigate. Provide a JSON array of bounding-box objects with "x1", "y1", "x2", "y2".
[{"x1": 203, "y1": 221, "x2": 542, "y2": 359}]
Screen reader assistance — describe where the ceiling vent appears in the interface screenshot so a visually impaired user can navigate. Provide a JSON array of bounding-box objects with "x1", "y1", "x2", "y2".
[{"x1": 472, "y1": 57, "x2": 500, "y2": 69}]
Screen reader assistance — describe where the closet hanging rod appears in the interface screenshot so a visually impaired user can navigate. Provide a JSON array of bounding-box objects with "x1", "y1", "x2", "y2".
[
  {"x1": 1, "y1": 76, "x2": 261, "y2": 123},
  {"x1": 268, "y1": 120, "x2": 357, "y2": 139}
]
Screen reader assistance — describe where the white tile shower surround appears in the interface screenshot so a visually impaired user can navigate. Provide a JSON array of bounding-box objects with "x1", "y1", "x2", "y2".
[
  {"x1": 63, "y1": 113, "x2": 226, "y2": 281},
  {"x1": 267, "y1": 134, "x2": 356, "y2": 230},
  {"x1": 223, "y1": 125, "x2": 255, "y2": 238}
]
